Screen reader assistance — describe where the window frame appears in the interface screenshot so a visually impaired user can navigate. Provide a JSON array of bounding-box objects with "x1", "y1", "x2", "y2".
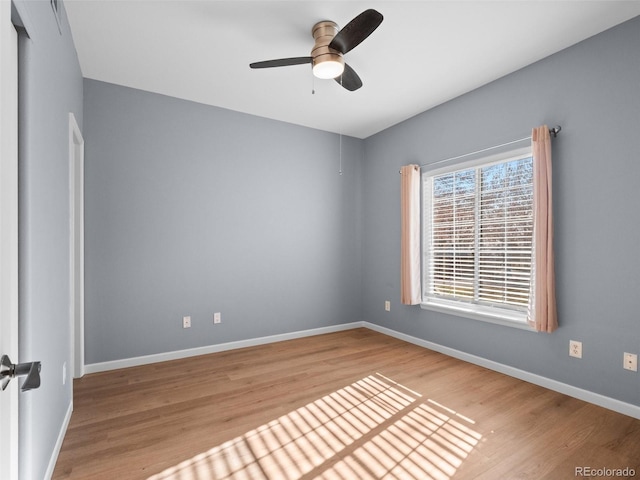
[{"x1": 420, "y1": 145, "x2": 536, "y2": 331}]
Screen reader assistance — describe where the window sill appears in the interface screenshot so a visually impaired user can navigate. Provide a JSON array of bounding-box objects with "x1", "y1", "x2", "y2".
[{"x1": 420, "y1": 299, "x2": 536, "y2": 332}]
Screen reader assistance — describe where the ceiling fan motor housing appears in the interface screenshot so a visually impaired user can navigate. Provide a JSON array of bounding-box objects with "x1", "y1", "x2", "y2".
[{"x1": 311, "y1": 21, "x2": 344, "y2": 79}]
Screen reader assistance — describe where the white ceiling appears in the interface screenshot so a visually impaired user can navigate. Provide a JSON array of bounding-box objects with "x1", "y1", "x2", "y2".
[{"x1": 65, "y1": 1, "x2": 640, "y2": 139}]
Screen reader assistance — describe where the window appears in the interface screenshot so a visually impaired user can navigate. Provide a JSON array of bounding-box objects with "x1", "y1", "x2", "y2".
[{"x1": 422, "y1": 147, "x2": 534, "y2": 327}]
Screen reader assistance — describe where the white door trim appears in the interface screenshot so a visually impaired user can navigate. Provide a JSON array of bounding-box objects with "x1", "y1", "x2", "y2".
[
  {"x1": 0, "y1": 0, "x2": 20, "y2": 477},
  {"x1": 69, "y1": 113, "x2": 85, "y2": 379}
]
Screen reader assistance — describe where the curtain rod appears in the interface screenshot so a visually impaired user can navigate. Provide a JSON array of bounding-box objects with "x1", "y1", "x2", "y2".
[{"x1": 399, "y1": 126, "x2": 561, "y2": 174}]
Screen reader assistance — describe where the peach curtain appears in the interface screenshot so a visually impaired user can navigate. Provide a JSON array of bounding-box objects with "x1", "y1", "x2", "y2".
[
  {"x1": 401, "y1": 164, "x2": 421, "y2": 305},
  {"x1": 528, "y1": 126, "x2": 558, "y2": 332}
]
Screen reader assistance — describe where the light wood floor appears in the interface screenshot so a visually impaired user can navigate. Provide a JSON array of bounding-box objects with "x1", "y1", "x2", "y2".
[{"x1": 53, "y1": 328, "x2": 640, "y2": 479}]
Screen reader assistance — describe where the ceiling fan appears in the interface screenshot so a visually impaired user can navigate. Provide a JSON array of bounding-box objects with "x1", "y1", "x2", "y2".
[{"x1": 249, "y1": 9, "x2": 383, "y2": 92}]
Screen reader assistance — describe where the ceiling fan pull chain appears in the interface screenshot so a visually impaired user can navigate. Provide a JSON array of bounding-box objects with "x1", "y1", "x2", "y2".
[
  {"x1": 339, "y1": 132, "x2": 343, "y2": 176},
  {"x1": 311, "y1": 67, "x2": 315, "y2": 94}
]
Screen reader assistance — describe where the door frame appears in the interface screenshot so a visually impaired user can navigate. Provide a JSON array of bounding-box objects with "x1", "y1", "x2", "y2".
[
  {"x1": 69, "y1": 113, "x2": 85, "y2": 379},
  {"x1": 0, "y1": 0, "x2": 20, "y2": 478}
]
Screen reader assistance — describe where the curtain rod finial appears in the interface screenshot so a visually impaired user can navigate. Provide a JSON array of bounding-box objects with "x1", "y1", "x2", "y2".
[{"x1": 550, "y1": 126, "x2": 561, "y2": 138}]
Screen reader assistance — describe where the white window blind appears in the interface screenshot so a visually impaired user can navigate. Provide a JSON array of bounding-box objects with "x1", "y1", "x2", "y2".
[{"x1": 423, "y1": 148, "x2": 534, "y2": 322}]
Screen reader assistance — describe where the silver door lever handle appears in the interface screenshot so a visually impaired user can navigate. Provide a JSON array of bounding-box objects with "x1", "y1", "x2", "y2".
[{"x1": 1, "y1": 354, "x2": 41, "y2": 392}]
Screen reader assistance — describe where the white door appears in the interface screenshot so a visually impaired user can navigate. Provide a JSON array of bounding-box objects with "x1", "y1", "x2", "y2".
[
  {"x1": 69, "y1": 113, "x2": 85, "y2": 379},
  {"x1": 0, "y1": 1, "x2": 20, "y2": 478}
]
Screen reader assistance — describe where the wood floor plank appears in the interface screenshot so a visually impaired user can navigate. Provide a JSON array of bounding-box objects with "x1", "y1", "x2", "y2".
[{"x1": 53, "y1": 328, "x2": 640, "y2": 479}]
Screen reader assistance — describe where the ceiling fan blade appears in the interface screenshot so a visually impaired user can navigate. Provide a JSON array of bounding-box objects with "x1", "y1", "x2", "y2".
[
  {"x1": 249, "y1": 57, "x2": 312, "y2": 69},
  {"x1": 329, "y1": 9, "x2": 383, "y2": 55},
  {"x1": 335, "y1": 64, "x2": 362, "y2": 91}
]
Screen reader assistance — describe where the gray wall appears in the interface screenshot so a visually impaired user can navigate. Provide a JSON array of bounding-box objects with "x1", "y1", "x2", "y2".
[
  {"x1": 16, "y1": 0, "x2": 83, "y2": 478},
  {"x1": 83, "y1": 79, "x2": 364, "y2": 364},
  {"x1": 362, "y1": 16, "x2": 640, "y2": 407}
]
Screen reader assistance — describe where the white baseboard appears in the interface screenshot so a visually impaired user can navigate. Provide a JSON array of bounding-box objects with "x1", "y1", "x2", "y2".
[
  {"x1": 83, "y1": 320, "x2": 640, "y2": 420},
  {"x1": 84, "y1": 322, "x2": 364, "y2": 374},
  {"x1": 363, "y1": 322, "x2": 640, "y2": 420},
  {"x1": 45, "y1": 399, "x2": 73, "y2": 480}
]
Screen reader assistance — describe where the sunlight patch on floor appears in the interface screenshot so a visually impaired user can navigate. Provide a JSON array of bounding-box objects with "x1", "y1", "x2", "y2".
[{"x1": 147, "y1": 373, "x2": 481, "y2": 480}]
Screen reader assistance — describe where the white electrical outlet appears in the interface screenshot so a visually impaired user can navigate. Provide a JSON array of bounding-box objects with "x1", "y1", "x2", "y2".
[
  {"x1": 569, "y1": 340, "x2": 582, "y2": 359},
  {"x1": 183, "y1": 316, "x2": 191, "y2": 328},
  {"x1": 62, "y1": 362, "x2": 67, "y2": 385},
  {"x1": 214, "y1": 312, "x2": 221, "y2": 324},
  {"x1": 623, "y1": 352, "x2": 638, "y2": 372},
  {"x1": 385, "y1": 301, "x2": 391, "y2": 312}
]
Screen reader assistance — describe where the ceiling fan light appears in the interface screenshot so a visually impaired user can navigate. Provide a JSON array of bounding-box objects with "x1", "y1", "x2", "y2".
[{"x1": 312, "y1": 57, "x2": 345, "y2": 79}]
